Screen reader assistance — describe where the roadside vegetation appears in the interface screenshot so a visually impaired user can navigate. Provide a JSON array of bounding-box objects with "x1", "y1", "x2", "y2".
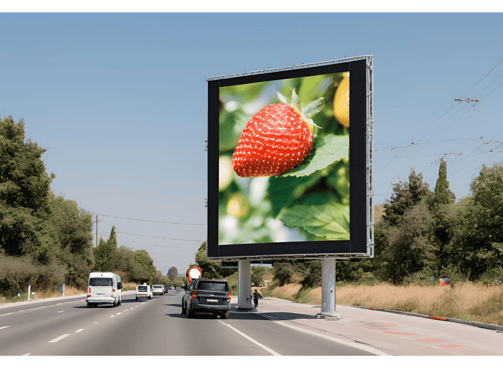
[
  {"x1": 262, "y1": 280, "x2": 503, "y2": 326},
  {"x1": 0, "y1": 117, "x2": 188, "y2": 303}
]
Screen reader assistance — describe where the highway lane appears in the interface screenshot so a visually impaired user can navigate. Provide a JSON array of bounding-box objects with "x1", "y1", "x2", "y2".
[{"x1": 0, "y1": 290, "x2": 375, "y2": 356}]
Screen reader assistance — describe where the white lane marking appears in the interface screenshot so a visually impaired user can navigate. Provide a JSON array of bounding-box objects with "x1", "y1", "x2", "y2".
[
  {"x1": 219, "y1": 320, "x2": 281, "y2": 356},
  {"x1": 259, "y1": 314, "x2": 390, "y2": 356},
  {"x1": 94, "y1": 322, "x2": 98, "y2": 324},
  {"x1": 0, "y1": 326, "x2": 9, "y2": 330},
  {"x1": 116, "y1": 312, "x2": 122, "y2": 315},
  {"x1": 57, "y1": 311, "x2": 64, "y2": 313},
  {"x1": 0, "y1": 296, "x2": 97, "y2": 316},
  {"x1": 49, "y1": 334, "x2": 70, "y2": 343},
  {"x1": 22, "y1": 353, "x2": 30, "y2": 356},
  {"x1": 110, "y1": 315, "x2": 115, "y2": 318},
  {"x1": 76, "y1": 329, "x2": 83, "y2": 333}
]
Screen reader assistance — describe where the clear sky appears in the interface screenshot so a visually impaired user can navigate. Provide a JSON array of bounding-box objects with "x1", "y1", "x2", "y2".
[{"x1": 1, "y1": 11, "x2": 503, "y2": 275}]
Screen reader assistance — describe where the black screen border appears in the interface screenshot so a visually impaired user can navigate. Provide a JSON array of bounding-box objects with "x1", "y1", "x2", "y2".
[{"x1": 208, "y1": 59, "x2": 367, "y2": 259}]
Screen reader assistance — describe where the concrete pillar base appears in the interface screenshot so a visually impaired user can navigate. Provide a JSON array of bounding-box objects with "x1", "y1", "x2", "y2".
[
  {"x1": 235, "y1": 307, "x2": 258, "y2": 312},
  {"x1": 315, "y1": 311, "x2": 342, "y2": 320}
]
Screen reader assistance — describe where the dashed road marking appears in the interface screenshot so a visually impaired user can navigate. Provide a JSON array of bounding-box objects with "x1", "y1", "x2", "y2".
[
  {"x1": 94, "y1": 322, "x2": 98, "y2": 324},
  {"x1": 22, "y1": 353, "x2": 30, "y2": 356},
  {"x1": 76, "y1": 329, "x2": 83, "y2": 333},
  {"x1": 57, "y1": 311, "x2": 64, "y2": 313},
  {"x1": 110, "y1": 315, "x2": 115, "y2": 318},
  {"x1": 116, "y1": 312, "x2": 122, "y2": 315},
  {"x1": 49, "y1": 334, "x2": 70, "y2": 343},
  {"x1": 219, "y1": 320, "x2": 281, "y2": 356},
  {"x1": 0, "y1": 326, "x2": 9, "y2": 330}
]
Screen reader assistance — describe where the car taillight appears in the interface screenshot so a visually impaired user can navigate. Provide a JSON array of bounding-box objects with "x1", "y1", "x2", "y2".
[
  {"x1": 227, "y1": 292, "x2": 231, "y2": 300},
  {"x1": 88, "y1": 287, "x2": 91, "y2": 294},
  {"x1": 192, "y1": 291, "x2": 197, "y2": 299}
]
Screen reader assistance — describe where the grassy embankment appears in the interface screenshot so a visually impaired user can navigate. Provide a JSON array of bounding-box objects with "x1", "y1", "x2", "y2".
[
  {"x1": 262, "y1": 281, "x2": 503, "y2": 326},
  {"x1": 0, "y1": 282, "x2": 138, "y2": 305}
]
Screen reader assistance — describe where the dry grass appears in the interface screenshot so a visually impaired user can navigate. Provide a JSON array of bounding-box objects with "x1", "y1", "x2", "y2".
[
  {"x1": 266, "y1": 282, "x2": 503, "y2": 326},
  {"x1": 267, "y1": 283, "x2": 302, "y2": 301},
  {"x1": 31, "y1": 286, "x2": 86, "y2": 300}
]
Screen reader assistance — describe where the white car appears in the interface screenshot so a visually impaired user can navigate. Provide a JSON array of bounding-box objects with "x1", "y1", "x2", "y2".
[
  {"x1": 136, "y1": 284, "x2": 153, "y2": 300},
  {"x1": 152, "y1": 285, "x2": 165, "y2": 296}
]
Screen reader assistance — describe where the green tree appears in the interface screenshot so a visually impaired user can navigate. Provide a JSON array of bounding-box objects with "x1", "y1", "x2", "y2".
[
  {"x1": 429, "y1": 158, "x2": 456, "y2": 275},
  {"x1": 450, "y1": 162, "x2": 503, "y2": 281},
  {"x1": 251, "y1": 266, "x2": 269, "y2": 287},
  {"x1": 133, "y1": 249, "x2": 156, "y2": 283},
  {"x1": 0, "y1": 116, "x2": 58, "y2": 261},
  {"x1": 383, "y1": 169, "x2": 433, "y2": 226},
  {"x1": 167, "y1": 266, "x2": 178, "y2": 281},
  {"x1": 386, "y1": 202, "x2": 435, "y2": 283},
  {"x1": 93, "y1": 225, "x2": 117, "y2": 271}
]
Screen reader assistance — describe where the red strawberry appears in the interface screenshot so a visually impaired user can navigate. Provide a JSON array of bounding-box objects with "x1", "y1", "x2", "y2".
[{"x1": 232, "y1": 90, "x2": 323, "y2": 177}]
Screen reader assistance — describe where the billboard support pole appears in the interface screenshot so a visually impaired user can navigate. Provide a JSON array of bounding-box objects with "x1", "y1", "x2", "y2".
[
  {"x1": 237, "y1": 260, "x2": 253, "y2": 311},
  {"x1": 316, "y1": 258, "x2": 340, "y2": 320}
]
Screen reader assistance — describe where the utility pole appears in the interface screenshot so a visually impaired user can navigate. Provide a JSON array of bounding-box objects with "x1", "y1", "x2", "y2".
[{"x1": 96, "y1": 215, "x2": 98, "y2": 248}]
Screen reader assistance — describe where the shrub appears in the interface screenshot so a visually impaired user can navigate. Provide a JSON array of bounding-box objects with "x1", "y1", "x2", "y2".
[{"x1": 0, "y1": 254, "x2": 67, "y2": 297}]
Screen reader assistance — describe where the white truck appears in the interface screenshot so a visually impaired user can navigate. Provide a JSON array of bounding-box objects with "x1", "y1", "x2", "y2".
[{"x1": 86, "y1": 272, "x2": 122, "y2": 308}]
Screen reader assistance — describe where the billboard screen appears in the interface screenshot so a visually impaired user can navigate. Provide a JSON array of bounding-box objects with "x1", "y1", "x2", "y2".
[{"x1": 207, "y1": 57, "x2": 373, "y2": 259}]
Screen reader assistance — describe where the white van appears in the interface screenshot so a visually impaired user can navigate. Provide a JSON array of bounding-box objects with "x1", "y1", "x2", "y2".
[
  {"x1": 136, "y1": 284, "x2": 153, "y2": 300},
  {"x1": 87, "y1": 272, "x2": 122, "y2": 308}
]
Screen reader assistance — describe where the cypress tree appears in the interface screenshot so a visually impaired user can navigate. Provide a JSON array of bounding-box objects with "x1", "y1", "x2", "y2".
[{"x1": 430, "y1": 158, "x2": 455, "y2": 275}]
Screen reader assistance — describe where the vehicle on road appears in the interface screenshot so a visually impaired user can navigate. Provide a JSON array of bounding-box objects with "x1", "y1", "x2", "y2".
[
  {"x1": 136, "y1": 284, "x2": 153, "y2": 300},
  {"x1": 86, "y1": 272, "x2": 122, "y2": 308},
  {"x1": 152, "y1": 285, "x2": 165, "y2": 296},
  {"x1": 181, "y1": 278, "x2": 231, "y2": 319}
]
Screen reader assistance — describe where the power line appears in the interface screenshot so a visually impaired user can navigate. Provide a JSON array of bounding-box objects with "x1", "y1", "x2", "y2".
[
  {"x1": 93, "y1": 213, "x2": 206, "y2": 226},
  {"x1": 115, "y1": 231, "x2": 204, "y2": 242},
  {"x1": 460, "y1": 59, "x2": 503, "y2": 98}
]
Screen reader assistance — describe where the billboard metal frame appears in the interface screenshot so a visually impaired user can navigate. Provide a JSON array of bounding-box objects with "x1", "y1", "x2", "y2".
[{"x1": 207, "y1": 55, "x2": 374, "y2": 261}]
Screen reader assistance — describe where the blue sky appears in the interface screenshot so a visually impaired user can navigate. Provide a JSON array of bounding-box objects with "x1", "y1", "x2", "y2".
[{"x1": 1, "y1": 12, "x2": 503, "y2": 274}]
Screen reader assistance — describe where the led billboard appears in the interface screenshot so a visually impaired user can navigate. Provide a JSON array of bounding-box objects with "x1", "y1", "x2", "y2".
[{"x1": 207, "y1": 57, "x2": 373, "y2": 259}]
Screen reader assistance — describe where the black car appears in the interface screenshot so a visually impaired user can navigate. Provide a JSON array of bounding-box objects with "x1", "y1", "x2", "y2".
[{"x1": 181, "y1": 278, "x2": 231, "y2": 319}]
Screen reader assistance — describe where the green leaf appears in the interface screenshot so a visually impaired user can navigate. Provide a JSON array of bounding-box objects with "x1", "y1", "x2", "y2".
[
  {"x1": 281, "y1": 134, "x2": 349, "y2": 177},
  {"x1": 219, "y1": 109, "x2": 248, "y2": 152},
  {"x1": 302, "y1": 97, "x2": 324, "y2": 119},
  {"x1": 278, "y1": 200, "x2": 350, "y2": 240},
  {"x1": 267, "y1": 171, "x2": 323, "y2": 218},
  {"x1": 291, "y1": 89, "x2": 301, "y2": 113}
]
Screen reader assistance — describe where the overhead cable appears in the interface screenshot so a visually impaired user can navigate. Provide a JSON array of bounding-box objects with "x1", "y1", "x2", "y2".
[{"x1": 94, "y1": 213, "x2": 206, "y2": 226}]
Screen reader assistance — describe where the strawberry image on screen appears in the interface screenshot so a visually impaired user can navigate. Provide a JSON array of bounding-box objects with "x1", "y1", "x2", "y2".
[{"x1": 232, "y1": 90, "x2": 323, "y2": 177}]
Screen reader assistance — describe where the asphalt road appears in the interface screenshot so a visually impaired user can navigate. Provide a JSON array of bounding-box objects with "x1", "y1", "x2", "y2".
[{"x1": 0, "y1": 290, "x2": 374, "y2": 356}]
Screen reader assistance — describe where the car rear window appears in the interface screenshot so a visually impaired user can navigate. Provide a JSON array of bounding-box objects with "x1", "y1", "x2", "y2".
[
  {"x1": 137, "y1": 286, "x2": 148, "y2": 291},
  {"x1": 89, "y1": 278, "x2": 113, "y2": 286},
  {"x1": 153, "y1": 285, "x2": 163, "y2": 288},
  {"x1": 197, "y1": 281, "x2": 229, "y2": 291}
]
